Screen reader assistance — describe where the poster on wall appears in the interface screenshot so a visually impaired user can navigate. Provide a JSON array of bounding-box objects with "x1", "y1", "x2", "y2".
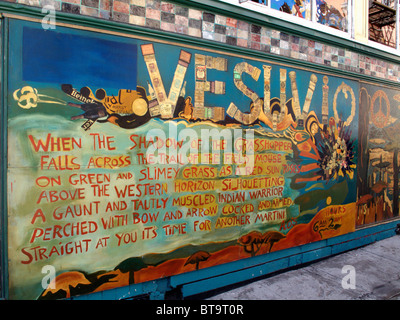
[{"x1": 7, "y1": 19, "x2": 359, "y2": 299}]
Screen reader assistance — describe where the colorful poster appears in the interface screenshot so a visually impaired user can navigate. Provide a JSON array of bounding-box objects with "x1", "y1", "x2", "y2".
[{"x1": 7, "y1": 19, "x2": 360, "y2": 299}]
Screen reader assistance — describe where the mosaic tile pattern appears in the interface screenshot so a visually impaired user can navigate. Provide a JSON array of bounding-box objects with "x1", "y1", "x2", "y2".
[{"x1": 6, "y1": 0, "x2": 400, "y2": 82}]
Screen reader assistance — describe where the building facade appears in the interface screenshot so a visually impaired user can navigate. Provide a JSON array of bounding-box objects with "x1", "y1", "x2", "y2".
[{"x1": 0, "y1": 0, "x2": 399, "y2": 299}]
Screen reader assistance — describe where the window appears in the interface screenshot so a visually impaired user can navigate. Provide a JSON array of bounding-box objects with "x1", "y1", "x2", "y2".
[
  {"x1": 230, "y1": 0, "x2": 400, "y2": 54},
  {"x1": 368, "y1": 0, "x2": 398, "y2": 48},
  {"x1": 271, "y1": 0, "x2": 312, "y2": 20},
  {"x1": 316, "y1": 0, "x2": 349, "y2": 32},
  {"x1": 237, "y1": 0, "x2": 351, "y2": 34}
]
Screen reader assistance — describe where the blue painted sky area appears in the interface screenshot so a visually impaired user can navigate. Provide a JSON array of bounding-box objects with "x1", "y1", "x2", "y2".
[{"x1": 22, "y1": 26, "x2": 137, "y2": 90}]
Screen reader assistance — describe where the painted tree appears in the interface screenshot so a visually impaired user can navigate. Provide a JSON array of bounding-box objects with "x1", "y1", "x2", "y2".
[
  {"x1": 184, "y1": 251, "x2": 211, "y2": 270},
  {"x1": 238, "y1": 231, "x2": 265, "y2": 257},
  {"x1": 114, "y1": 257, "x2": 148, "y2": 284},
  {"x1": 263, "y1": 231, "x2": 286, "y2": 252},
  {"x1": 384, "y1": 121, "x2": 400, "y2": 217},
  {"x1": 239, "y1": 231, "x2": 286, "y2": 256},
  {"x1": 356, "y1": 88, "x2": 371, "y2": 201}
]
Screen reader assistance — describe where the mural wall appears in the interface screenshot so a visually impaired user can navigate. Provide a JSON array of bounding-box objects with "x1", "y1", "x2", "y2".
[
  {"x1": 5, "y1": 18, "x2": 398, "y2": 300},
  {"x1": 357, "y1": 83, "x2": 400, "y2": 226}
]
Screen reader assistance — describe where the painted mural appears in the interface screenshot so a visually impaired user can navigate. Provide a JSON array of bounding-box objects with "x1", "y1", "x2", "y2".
[
  {"x1": 271, "y1": 0, "x2": 312, "y2": 20},
  {"x1": 357, "y1": 83, "x2": 400, "y2": 226},
  {"x1": 6, "y1": 18, "x2": 382, "y2": 300},
  {"x1": 316, "y1": 0, "x2": 348, "y2": 32}
]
